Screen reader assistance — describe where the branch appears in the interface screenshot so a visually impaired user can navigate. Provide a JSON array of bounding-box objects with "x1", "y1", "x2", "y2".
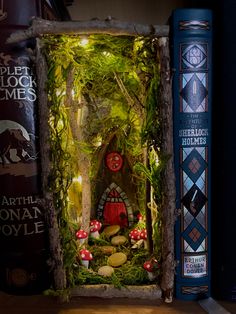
[
  {"x1": 158, "y1": 37, "x2": 176, "y2": 304},
  {"x1": 36, "y1": 39, "x2": 67, "y2": 292},
  {"x1": 6, "y1": 17, "x2": 169, "y2": 44}
]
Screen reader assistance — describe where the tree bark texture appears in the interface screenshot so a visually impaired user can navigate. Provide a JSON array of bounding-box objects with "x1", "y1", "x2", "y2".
[
  {"x1": 6, "y1": 17, "x2": 169, "y2": 44},
  {"x1": 65, "y1": 68, "x2": 91, "y2": 234},
  {"x1": 36, "y1": 39, "x2": 67, "y2": 291},
  {"x1": 158, "y1": 37, "x2": 176, "y2": 303},
  {"x1": 77, "y1": 106, "x2": 92, "y2": 234}
]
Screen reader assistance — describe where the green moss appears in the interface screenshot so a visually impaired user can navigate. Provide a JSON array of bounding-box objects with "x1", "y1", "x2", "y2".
[{"x1": 43, "y1": 34, "x2": 163, "y2": 288}]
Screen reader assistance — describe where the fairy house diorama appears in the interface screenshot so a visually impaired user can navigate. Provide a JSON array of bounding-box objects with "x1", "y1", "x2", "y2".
[{"x1": 39, "y1": 31, "x2": 173, "y2": 299}]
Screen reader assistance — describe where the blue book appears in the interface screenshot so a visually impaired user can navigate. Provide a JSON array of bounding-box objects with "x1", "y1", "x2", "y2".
[{"x1": 172, "y1": 8, "x2": 212, "y2": 300}]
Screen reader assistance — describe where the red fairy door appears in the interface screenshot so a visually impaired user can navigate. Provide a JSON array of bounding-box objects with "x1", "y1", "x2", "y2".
[
  {"x1": 103, "y1": 188, "x2": 128, "y2": 227},
  {"x1": 96, "y1": 148, "x2": 135, "y2": 226}
]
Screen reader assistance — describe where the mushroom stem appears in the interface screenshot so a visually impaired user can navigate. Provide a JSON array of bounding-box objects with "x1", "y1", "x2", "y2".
[
  {"x1": 90, "y1": 230, "x2": 100, "y2": 238},
  {"x1": 147, "y1": 271, "x2": 156, "y2": 281},
  {"x1": 131, "y1": 239, "x2": 144, "y2": 249},
  {"x1": 79, "y1": 238, "x2": 86, "y2": 245},
  {"x1": 143, "y1": 240, "x2": 148, "y2": 250},
  {"x1": 81, "y1": 260, "x2": 89, "y2": 269}
]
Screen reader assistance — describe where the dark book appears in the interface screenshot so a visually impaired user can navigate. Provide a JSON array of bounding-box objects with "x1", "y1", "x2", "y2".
[{"x1": 172, "y1": 8, "x2": 212, "y2": 300}]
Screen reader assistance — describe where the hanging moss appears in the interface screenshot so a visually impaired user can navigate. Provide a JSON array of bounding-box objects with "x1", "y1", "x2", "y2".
[{"x1": 43, "y1": 34, "x2": 163, "y2": 288}]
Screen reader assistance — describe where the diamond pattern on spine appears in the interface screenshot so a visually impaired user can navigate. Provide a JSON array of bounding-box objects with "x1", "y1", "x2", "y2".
[
  {"x1": 183, "y1": 206, "x2": 194, "y2": 229},
  {"x1": 184, "y1": 239, "x2": 194, "y2": 252},
  {"x1": 180, "y1": 73, "x2": 208, "y2": 112},
  {"x1": 182, "y1": 147, "x2": 194, "y2": 161},
  {"x1": 196, "y1": 239, "x2": 206, "y2": 252},
  {"x1": 183, "y1": 172, "x2": 194, "y2": 195},
  {"x1": 178, "y1": 40, "x2": 210, "y2": 281},
  {"x1": 183, "y1": 239, "x2": 205, "y2": 253},
  {"x1": 196, "y1": 206, "x2": 206, "y2": 229},
  {"x1": 195, "y1": 147, "x2": 206, "y2": 159},
  {"x1": 195, "y1": 171, "x2": 206, "y2": 193},
  {"x1": 180, "y1": 146, "x2": 208, "y2": 253},
  {"x1": 182, "y1": 185, "x2": 207, "y2": 217},
  {"x1": 182, "y1": 148, "x2": 207, "y2": 183},
  {"x1": 182, "y1": 219, "x2": 207, "y2": 251},
  {"x1": 181, "y1": 43, "x2": 207, "y2": 70}
]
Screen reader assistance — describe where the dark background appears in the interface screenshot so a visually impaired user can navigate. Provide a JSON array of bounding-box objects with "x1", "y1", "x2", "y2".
[{"x1": 183, "y1": 0, "x2": 236, "y2": 300}]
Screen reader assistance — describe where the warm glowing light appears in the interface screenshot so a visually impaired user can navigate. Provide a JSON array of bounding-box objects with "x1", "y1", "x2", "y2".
[
  {"x1": 94, "y1": 136, "x2": 102, "y2": 147},
  {"x1": 96, "y1": 141, "x2": 102, "y2": 147},
  {"x1": 155, "y1": 154, "x2": 159, "y2": 165},
  {"x1": 57, "y1": 119, "x2": 65, "y2": 130},
  {"x1": 80, "y1": 37, "x2": 89, "y2": 46},
  {"x1": 73, "y1": 175, "x2": 82, "y2": 184},
  {"x1": 102, "y1": 51, "x2": 111, "y2": 57}
]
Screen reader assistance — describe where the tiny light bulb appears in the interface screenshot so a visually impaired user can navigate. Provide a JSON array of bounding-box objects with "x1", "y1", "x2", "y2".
[
  {"x1": 80, "y1": 38, "x2": 89, "y2": 46},
  {"x1": 73, "y1": 176, "x2": 82, "y2": 184}
]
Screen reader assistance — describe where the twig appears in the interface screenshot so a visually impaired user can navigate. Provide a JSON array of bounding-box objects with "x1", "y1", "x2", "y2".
[{"x1": 6, "y1": 17, "x2": 169, "y2": 44}]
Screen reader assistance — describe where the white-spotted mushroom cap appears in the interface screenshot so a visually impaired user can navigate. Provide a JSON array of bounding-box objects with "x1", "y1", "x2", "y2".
[
  {"x1": 129, "y1": 229, "x2": 141, "y2": 241},
  {"x1": 80, "y1": 249, "x2": 93, "y2": 261},
  {"x1": 140, "y1": 229, "x2": 147, "y2": 240},
  {"x1": 143, "y1": 260, "x2": 154, "y2": 272},
  {"x1": 143, "y1": 259, "x2": 159, "y2": 272},
  {"x1": 76, "y1": 229, "x2": 88, "y2": 240},
  {"x1": 90, "y1": 220, "x2": 102, "y2": 233}
]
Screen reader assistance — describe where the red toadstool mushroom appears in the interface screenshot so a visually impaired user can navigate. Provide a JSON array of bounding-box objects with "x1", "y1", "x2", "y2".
[
  {"x1": 129, "y1": 229, "x2": 144, "y2": 249},
  {"x1": 79, "y1": 248, "x2": 93, "y2": 268},
  {"x1": 143, "y1": 259, "x2": 159, "y2": 281},
  {"x1": 76, "y1": 229, "x2": 88, "y2": 245},
  {"x1": 137, "y1": 212, "x2": 143, "y2": 222},
  {"x1": 129, "y1": 229, "x2": 141, "y2": 244},
  {"x1": 90, "y1": 220, "x2": 102, "y2": 238}
]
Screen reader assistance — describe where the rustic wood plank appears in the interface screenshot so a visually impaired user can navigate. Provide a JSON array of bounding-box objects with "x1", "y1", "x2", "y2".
[
  {"x1": 6, "y1": 17, "x2": 169, "y2": 44},
  {"x1": 158, "y1": 37, "x2": 176, "y2": 304},
  {"x1": 35, "y1": 39, "x2": 67, "y2": 294}
]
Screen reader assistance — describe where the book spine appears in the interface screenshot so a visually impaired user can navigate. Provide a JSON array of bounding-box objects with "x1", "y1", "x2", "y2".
[
  {"x1": 0, "y1": 0, "x2": 50, "y2": 294},
  {"x1": 172, "y1": 9, "x2": 212, "y2": 300}
]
